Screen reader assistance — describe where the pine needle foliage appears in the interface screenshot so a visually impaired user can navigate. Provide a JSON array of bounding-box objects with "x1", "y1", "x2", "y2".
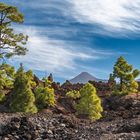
[
  {"x1": 113, "y1": 56, "x2": 140, "y2": 94},
  {"x1": 75, "y1": 83, "x2": 103, "y2": 121},
  {"x1": 0, "y1": 63, "x2": 15, "y2": 89},
  {"x1": 66, "y1": 90, "x2": 80, "y2": 99},
  {"x1": 0, "y1": 92, "x2": 5, "y2": 103},
  {"x1": 0, "y1": 3, "x2": 28, "y2": 61},
  {"x1": 10, "y1": 64, "x2": 37, "y2": 113},
  {"x1": 35, "y1": 86, "x2": 55, "y2": 110}
]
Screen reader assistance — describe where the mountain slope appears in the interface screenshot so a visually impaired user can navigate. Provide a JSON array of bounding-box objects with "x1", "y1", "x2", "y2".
[{"x1": 70, "y1": 72, "x2": 107, "y2": 84}]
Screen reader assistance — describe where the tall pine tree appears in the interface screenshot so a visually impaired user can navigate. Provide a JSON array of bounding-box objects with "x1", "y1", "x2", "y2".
[
  {"x1": 10, "y1": 64, "x2": 37, "y2": 113},
  {"x1": 113, "y1": 56, "x2": 140, "y2": 94}
]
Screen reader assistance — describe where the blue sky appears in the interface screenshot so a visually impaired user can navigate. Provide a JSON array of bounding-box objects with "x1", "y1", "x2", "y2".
[{"x1": 2, "y1": 0, "x2": 140, "y2": 82}]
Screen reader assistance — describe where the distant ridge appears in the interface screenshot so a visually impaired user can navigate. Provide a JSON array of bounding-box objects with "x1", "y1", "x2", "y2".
[{"x1": 69, "y1": 72, "x2": 107, "y2": 84}]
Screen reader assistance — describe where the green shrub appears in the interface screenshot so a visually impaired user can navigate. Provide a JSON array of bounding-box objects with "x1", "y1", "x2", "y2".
[{"x1": 75, "y1": 83, "x2": 103, "y2": 121}]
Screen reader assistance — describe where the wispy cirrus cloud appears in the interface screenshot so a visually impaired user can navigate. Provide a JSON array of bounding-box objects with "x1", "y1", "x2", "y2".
[
  {"x1": 3, "y1": 0, "x2": 133, "y2": 81},
  {"x1": 10, "y1": 26, "x2": 116, "y2": 79},
  {"x1": 6, "y1": 0, "x2": 140, "y2": 37},
  {"x1": 70, "y1": 0, "x2": 140, "y2": 34}
]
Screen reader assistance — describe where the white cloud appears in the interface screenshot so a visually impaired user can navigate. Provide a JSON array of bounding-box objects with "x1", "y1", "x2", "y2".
[
  {"x1": 10, "y1": 26, "x2": 115, "y2": 79},
  {"x1": 9, "y1": 27, "x2": 111, "y2": 76},
  {"x1": 7, "y1": 0, "x2": 140, "y2": 36},
  {"x1": 5, "y1": 0, "x2": 133, "y2": 80},
  {"x1": 8, "y1": 0, "x2": 140, "y2": 37},
  {"x1": 70, "y1": 0, "x2": 140, "y2": 33}
]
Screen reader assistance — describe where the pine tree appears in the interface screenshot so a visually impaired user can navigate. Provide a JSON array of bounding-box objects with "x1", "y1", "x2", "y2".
[
  {"x1": 75, "y1": 83, "x2": 103, "y2": 121},
  {"x1": 35, "y1": 86, "x2": 55, "y2": 110},
  {"x1": 10, "y1": 64, "x2": 37, "y2": 113},
  {"x1": 35, "y1": 73, "x2": 55, "y2": 110},
  {"x1": 113, "y1": 56, "x2": 140, "y2": 94},
  {"x1": 0, "y1": 3, "x2": 28, "y2": 61}
]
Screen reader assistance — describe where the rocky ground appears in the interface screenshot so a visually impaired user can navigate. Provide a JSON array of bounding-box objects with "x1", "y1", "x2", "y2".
[
  {"x1": 0, "y1": 113, "x2": 140, "y2": 140},
  {"x1": 0, "y1": 94, "x2": 140, "y2": 140}
]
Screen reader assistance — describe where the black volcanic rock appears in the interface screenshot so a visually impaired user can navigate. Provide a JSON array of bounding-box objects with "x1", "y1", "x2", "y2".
[
  {"x1": 1, "y1": 94, "x2": 140, "y2": 140},
  {"x1": 70, "y1": 72, "x2": 107, "y2": 84},
  {"x1": 1, "y1": 113, "x2": 140, "y2": 140}
]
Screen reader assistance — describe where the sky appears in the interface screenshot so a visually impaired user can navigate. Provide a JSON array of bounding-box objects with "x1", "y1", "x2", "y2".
[{"x1": 2, "y1": 0, "x2": 140, "y2": 82}]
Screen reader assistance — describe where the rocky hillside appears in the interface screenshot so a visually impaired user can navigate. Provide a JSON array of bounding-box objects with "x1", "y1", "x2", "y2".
[{"x1": 0, "y1": 94, "x2": 140, "y2": 140}]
